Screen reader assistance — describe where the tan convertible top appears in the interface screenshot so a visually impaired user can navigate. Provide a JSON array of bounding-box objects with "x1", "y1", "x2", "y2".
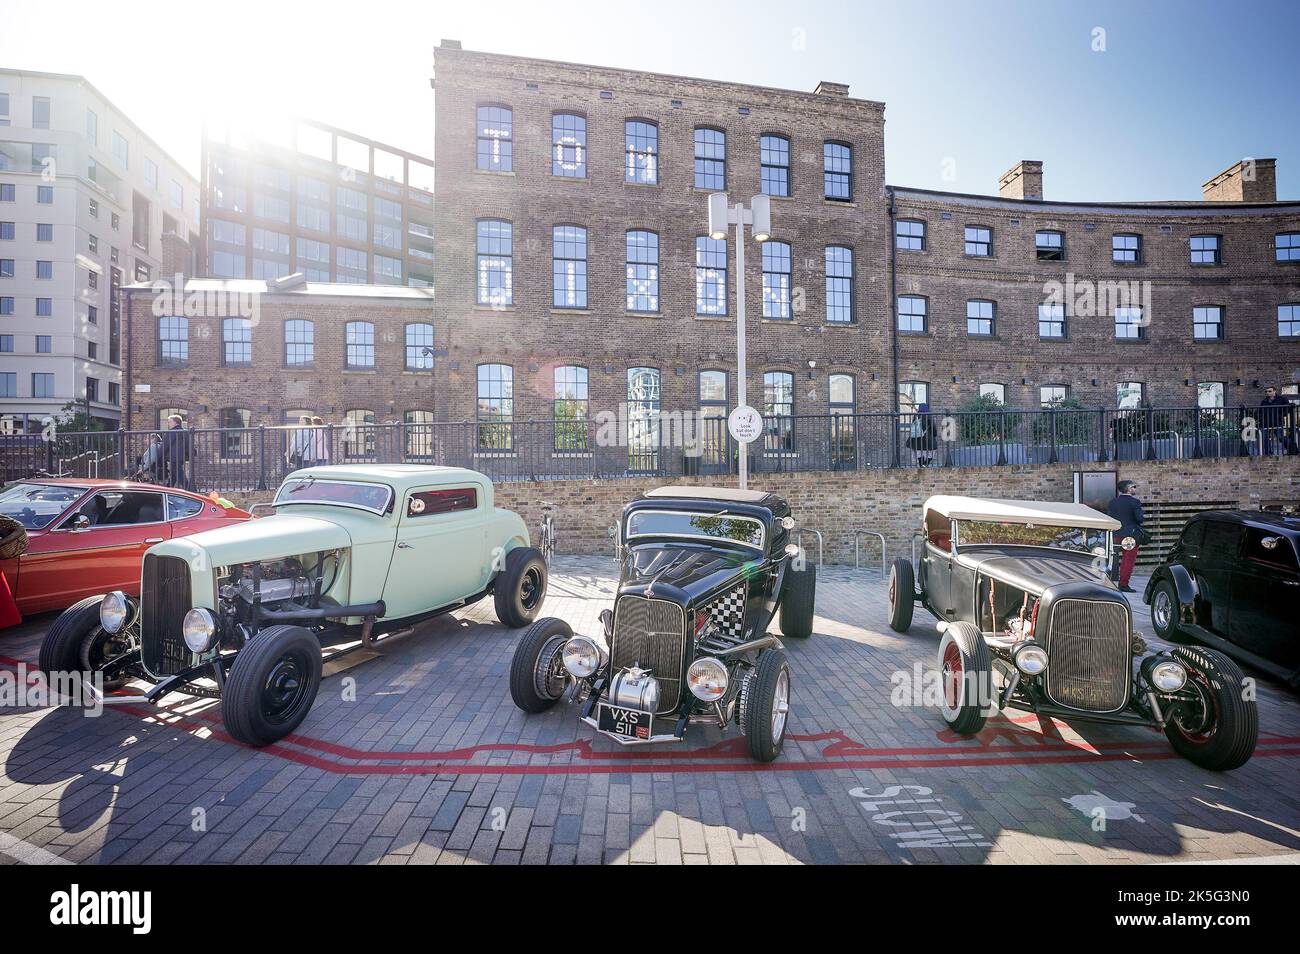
[{"x1": 923, "y1": 495, "x2": 1120, "y2": 531}]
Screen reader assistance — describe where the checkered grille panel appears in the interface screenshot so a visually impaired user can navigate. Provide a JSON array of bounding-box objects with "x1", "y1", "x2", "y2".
[{"x1": 700, "y1": 583, "x2": 747, "y2": 641}]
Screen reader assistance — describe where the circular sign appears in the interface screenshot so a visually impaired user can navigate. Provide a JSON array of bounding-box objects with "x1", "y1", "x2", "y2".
[{"x1": 728, "y1": 404, "x2": 764, "y2": 443}]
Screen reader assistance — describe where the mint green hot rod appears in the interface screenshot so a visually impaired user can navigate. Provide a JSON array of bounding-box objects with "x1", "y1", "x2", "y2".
[{"x1": 39, "y1": 464, "x2": 547, "y2": 745}]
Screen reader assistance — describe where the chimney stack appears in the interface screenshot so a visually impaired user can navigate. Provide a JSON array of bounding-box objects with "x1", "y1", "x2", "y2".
[
  {"x1": 1202, "y1": 158, "x2": 1276, "y2": 203},
  {"x1": 813, "y1": 81, "x2": 849, "y2": 97},
  {"x1": 999, "y1": 161, "x2": 1043, "y2": 200}
]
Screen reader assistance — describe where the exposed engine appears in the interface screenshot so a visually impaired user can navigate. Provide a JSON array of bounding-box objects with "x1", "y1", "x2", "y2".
[{"x1": 215, "y1": 551, "x2": 344, "y2": 639}]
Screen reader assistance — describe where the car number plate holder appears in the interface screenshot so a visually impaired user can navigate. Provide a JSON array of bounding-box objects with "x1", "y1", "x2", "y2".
[{"x1": 597, "y1": 702, "x2": 653, "y2": 741}]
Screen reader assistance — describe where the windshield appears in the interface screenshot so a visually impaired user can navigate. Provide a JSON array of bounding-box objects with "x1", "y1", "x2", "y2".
[
  {"x1": 0, "y1": 482, "x2": 87, "y2": 530},
  {"x1": 959, "y1": 520, "x2": 1108, "y2": 555},
  {"x1": 273, "y1": 477, "x2": 393, "y2": 515},
  {"x1": 625, "y1": 509, "x2": 765, "y2": 550}
]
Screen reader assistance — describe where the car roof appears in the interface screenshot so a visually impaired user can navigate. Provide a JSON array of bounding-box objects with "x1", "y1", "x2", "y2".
[
  {"x1": 643, "y1": 485, "x2": 782, "y2": 507},
  {"x1": 283, "y1": 463, "x2": 490, "y2": 493},
  {"x1": 924, "y1": 494, "x2": 1120, "y2": 531},
  {"x1": 1192, "y1": 509, "x2": 1300, "y2": 537},
  {"x1": 18, "y1": 478, "x2": 189, "y2": 496}
]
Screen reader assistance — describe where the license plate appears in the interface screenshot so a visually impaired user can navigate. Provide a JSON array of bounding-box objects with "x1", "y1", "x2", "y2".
[{"x1": 597, "y1": 702, "x2": 653, "y2": 741}]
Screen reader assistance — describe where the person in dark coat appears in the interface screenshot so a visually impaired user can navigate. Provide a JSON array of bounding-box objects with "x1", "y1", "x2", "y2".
[
  {"x1": 1258, "y1": 386, "x2": 1296, "y2": 456},
  {"x1": 906, "y1": 402, "x2": 938, "y2": 467},
  {"x1": 1106, "y1": 479, "x2": 1144, "y2": 592},
  {"x1": 161, "y1": 414, "x2": 191, "y2": 489}
]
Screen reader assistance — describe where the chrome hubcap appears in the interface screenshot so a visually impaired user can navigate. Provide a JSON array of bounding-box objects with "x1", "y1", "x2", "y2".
[
  {"x1": 1153, "y1": 591, "x2": 1171, "y2": 631},
  {"x1": 771, "y1": 669, "x2": 790, "y2": 740}
]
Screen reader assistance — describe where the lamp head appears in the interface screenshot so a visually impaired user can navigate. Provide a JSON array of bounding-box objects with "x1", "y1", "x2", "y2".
[
  {"x1": 749, "y1": 194, "x2": 771, "y2": 242},
  {"x1": 707, "y1": 192, "x2": 730, "y2": 241}
]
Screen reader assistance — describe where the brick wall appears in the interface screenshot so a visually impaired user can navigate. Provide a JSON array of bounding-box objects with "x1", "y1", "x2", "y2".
[{"x1": 226, "y1": 456, "x2": 1298, "y2": 565}]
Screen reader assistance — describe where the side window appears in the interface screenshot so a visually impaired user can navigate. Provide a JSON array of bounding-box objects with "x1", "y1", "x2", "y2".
[
  {"x1": 407, "y1": 487, "x2": 478, "y2": 518},
  {"x1": 67, "y1": 491, "x2": 165, "y2": 527},
  {"x1": 1179, "y1": 519, "x2": 1205, "y2": 554},
  {"x1": 1200, "y1": 521, "x2": 1243, "y2": 563},
  {"x1": 167, "y1": 494, "x2": 204, "y2": 520},
  {"x1": 1243, "y1": 528, "x2": 1298, "y2": 573}
]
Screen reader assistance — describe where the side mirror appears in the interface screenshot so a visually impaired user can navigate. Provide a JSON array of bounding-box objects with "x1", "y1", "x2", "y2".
[
  {"x1": 72, "y1": 514, "x2": 91, "y2": 531},
  {"x1": 1261, "y1": 535, "x2": 1280, "y2": 551},
  {"x1": 780, "y1": 516, "x2": 795, "y2": 531},
  {"x1": 599, "y1": 608, "x2": 614, "y2": 639}
]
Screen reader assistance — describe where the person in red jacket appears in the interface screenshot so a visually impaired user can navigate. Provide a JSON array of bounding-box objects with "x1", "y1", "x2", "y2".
[{"x1": 1106, "y1": 480, "x2": 1145, "y2": 593}]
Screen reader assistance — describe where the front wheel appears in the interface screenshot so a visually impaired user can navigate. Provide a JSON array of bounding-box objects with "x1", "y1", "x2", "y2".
[
  {"x1": 223, "y1": 625, "x2": 322, "y2": 747},
  {"x1": 887, "y1": 558, "x2": 915, "y2": 633},
  {"x1": 494, "y1": 547, "x2": 548, "y2": 628},
  {"x1": 937, "y1": 622, "x2": 993, "y2": 735},
  {"x1": 779, "y1": 562, "x2": 815, "y2": 639},
  {"x1": 1165, "y1": 646, "x2": 1258, "y2": 771},
  {"x1": 1149, "y1": 580, "x2": 1185, "y2": 643},
  {"x1": 509, "y1": 617, "x2": 573, "y2": 713},
  {"x1": 742, "y1": 650, "x2": 792, "y2": 763},
  {"x1": 39, "y1": 595, "x2": 136, "y2": 692}
]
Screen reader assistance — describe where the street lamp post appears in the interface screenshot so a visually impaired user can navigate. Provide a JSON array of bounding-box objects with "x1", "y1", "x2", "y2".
[{"x1": 707, "y1": 192, "x2": 771, "y2": 490}]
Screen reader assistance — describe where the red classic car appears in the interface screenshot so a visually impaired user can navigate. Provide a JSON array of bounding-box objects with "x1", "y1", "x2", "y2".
[{"x1": 0, "y1": 479, "x2": 252, "y2": 620}]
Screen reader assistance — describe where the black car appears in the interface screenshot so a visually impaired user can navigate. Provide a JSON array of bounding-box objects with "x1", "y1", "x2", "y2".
[
  {"x1": 1146, "y1": 510, "x2": 1300, "y2": 688},
  {"x1": 887, "y1": 495, "x2": 1258, "y2": 771},
  {"x1": 509, "y1": 486, "x2": 815, "y2": 762}
]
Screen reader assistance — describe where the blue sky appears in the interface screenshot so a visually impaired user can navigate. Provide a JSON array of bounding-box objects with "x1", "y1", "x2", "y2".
[{"x1": 2, "y1": 0, "x2": 1295, "y2": 201}]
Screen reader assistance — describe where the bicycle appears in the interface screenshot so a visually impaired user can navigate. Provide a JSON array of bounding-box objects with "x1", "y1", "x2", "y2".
[{"x1": 538, "y1": 501, "x2": 556, "y2": 564}]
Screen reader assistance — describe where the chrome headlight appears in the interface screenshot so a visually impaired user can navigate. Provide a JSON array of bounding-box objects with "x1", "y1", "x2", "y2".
[
  {"x1": 1120, "y1": 536, "x2": 1137, "y2": 551},
  {"x1": 182, "y1": 608, "x2": 218, "y2": 653},
  {"x1": 100, "y1": 591, "x2": 130, "y2": 634},
  {"x1": 1149, "y1": 659, "x2": 1187, "y2": 692},
  {"x1": 687, "y1": 657, "x2": 729, "y2": 702},
  {"x1": 1013, "y1": 642, "x2": 1049, "y2": 676},
  {"x1": 561, "y1": 635, "x2": 605, "y2": 678}
]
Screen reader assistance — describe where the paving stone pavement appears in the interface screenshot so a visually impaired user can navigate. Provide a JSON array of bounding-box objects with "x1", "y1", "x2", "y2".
[{"x1": 1, "y1": 556, "x2": 1298, "y2": 865}]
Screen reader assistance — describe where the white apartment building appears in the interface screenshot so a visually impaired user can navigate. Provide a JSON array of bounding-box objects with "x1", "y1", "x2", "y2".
[{"x1": 0, "y1": 69, "x2": 199, "y2": 431}]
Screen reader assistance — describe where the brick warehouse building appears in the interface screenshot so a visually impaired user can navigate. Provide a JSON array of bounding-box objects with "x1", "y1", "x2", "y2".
[{"x1": 123, "y1": 42, "x2": 1300, "y2": 459}]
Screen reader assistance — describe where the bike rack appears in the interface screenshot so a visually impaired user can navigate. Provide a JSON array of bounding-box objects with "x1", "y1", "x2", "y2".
[
  {"x1": 796, "y1": 528, "x2": 824, "y2": 566},
  {"x1": 851, "y1": 529, "x2": 887, "y2": 579}
]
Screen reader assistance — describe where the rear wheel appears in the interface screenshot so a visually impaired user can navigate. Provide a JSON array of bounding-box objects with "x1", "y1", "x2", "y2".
[
  {"x1": 887, "y1": 558, "x2": 915, "y2": 633},
  {"x1": 1149, "y1": 580, "x2": 1185, "y2": 644},
  {"x1": 937, "y1": 622, "x2": 993, "y2": 735},
  {"x1": 223, "y1": 625, "x2": 322, "y2": 747},
  {"x1": 742, "y1": 650, "x2": 792, "y2": 763},
  {"x1": 1165, "y1": 646, "x2": 1258, "y2": 771},
  {"x1": 509, "y1": 617, "x2": 573, "y2": 713},
  {"x1": 779, "y1": 562, "x2": 815, "y2": 639},
  {"x1": 494, "y1": 547, "x2": 548, "y2": 629}
]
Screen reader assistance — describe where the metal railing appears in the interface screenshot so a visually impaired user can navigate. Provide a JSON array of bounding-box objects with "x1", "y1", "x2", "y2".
[{"x1": 1, "y1": 404, "x2": 1294, "y2": 492}]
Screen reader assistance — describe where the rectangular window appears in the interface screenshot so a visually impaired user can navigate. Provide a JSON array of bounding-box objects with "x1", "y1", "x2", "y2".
[
  {"x1": 0, "y1": 335, "x2": 10, "y2": 352},
  {"x1": 36, "y1": 223, "x2": 53, "y2": 242},
  {"x1": 373, "y1": 253, "x2": 402, "y2": 282},
  {"x1": 88, "y1": 234, "x2": 97, "y2": 254},
  {"x1": 0, "y1": 92, "x2": 8, "y2": 125},
  {"x1": 695, "y1": 236, "x2": 727, "y2": 315},
  {"x1": 966, "y1": 299, "x2": 995, "y2": 336},
  {"x1": 86, "y1": 378, "x2": 99, "y2": 402},
  {"x1": 0, "y1": 222, "x2": 12, "y2": 239},
  {"x1": 823, "y1": 142, "x2": 852, "y2": 201},
  {"x1": 825, "y1": 246, "x2": 853, "y2": 323},
  {"x1": 34, "y1": 297, "x2": 52, "y2": 317},
  {"x1": 170, "y1": 180, "x2": 183, "y2": 209},
  {"x1": 285, "y1": 320, "x2": 314, "y2": 366},
  {"x1": 87, "y1": 270, "x2": 97, "y2": 289},
  {"x1": 896, "y1": 219, "x2": 925, "y2": 251},
  {"x1": 0, "y1": 186, "x2": 13, "y2": 202},
  {"x1": 32, "y1": 96, "x2": 51, "y2": 129},
  {"x1": 37, "y1": 186, "x2": 53, "y2": 204},
  {"x1": 406, "y1": 488, "x2": 478, "y2": 518},
  {"x1": 297, "y1": 204, "x2": 330, "y2": 233},
  {"x1": 1117, "y1": 381, "x2": 1144, "y2": 409},
  {"x1": 625, "y1": 121, "x2": 658, "y2": 184},
  {"x1": 964, "y1": 226, "x2": 991, "y2": 257},
  {"x1": 551, "y1": 113, "x2": 586, "y2": 178},
  {"x1": 405, "y1": 323, "x2": 435, "y2": 369},
  {"x1": 625, "y1": 230, "x2": 659, "y2": 312},
  {"x1": 476, "y1": 220, "x2": 513, "y2": 306},
  {"x1": 144, "y1": 157, "x2": 158, "y2": 189},
  {"x1": 1040, "y1": 385, "x2": 1069, "y2": 407},
  {"x1": 1038, "y1": 303, "x2": 1066, "y2": 338},
  {"x1": 112, "y1": 130, "x2": 128, "y2": 168},
  {"x1": 762, "y1": 241, "x2": 792, "y2": 319},
  {"x1": 1279, "y1": 303, "x2": 1300, "y2": 338},
  {"x1": 552, "y1": 225, "x2": 588, "y2": 308},
  {"x1": 345, "y1": 322, "x2": 375, "y2": 369},
  {"x1": 1193, "y1": 305, "x2": 1224, "y2": 340},
  {"x1": 1112, "y1": 233, "x2": 1141, "y2": 263},
  {"x1": 158, "y1": 316, "x2": 188, "y2": 367},
  {"x1": 223, "y1": 318, "x2": 252, "y2": 366},
  {"x1": 1115, "y1": 306, "x2": 1144, "y2": 340},
  {"x1": 760, "y1": 135, "x2": 790, "y2": 197},
  {"x1": 36, "y1": 335, "x2": 51, "y2": 353},
  {"x1": 32, "y1": 373, "x2": 55, "y2": 398},
  {"x1": 0, "y1": 297, "x2": 13, "y2": 315},
  {"x1": 1190, "y1": 234, "x2": 1220, "y2": 264},
  {"x1": 1035, "y1": 230, "x2": 1064, "y2": 260},
  {"x1": 86, "y1": 108, "x2": 97, "y2": 142},
  {"x1": 979, "y1": 382, "x2": 1005, "y2": 404},
  {"x1": 87, "y1": 305, "x2": 97, "y2": 324},
  {"x1": 897, "y1": 295, "x2": 927, "y2": 333},
  {"x1": 693, "y1": 128, "x2": 726, "y2": 190},
  {"x1": 476, "y1": 106, "x2": 513, "y2": 172},
  {"x1": 0, "y1": 373, "x2": 14, "y2": 398},
  {"x1": 211, "y1": 250, "x2": 246, "y2": 278},
  {"x1": 0, "y1": 259, "x2": 11, "y2": 277},
  {"x1": 1277, "y1": 232, "x2": 1300, "y2": 262},
  {"x1": 1197, "y1": 381, "x2": 1225, "y2": 409}
]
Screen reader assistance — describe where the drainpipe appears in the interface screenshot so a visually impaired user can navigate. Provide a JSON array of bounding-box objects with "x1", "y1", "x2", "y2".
[
  {"x1": 887, "y1": 186, "x2": 900, "y2": 466},
  {"x1": 123, "y1": 286, "x2": 133, "y2": 432}
]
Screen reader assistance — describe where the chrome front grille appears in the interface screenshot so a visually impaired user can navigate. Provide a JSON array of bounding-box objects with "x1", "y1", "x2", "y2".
[
  {"x1": 610, "y1": 595, "x2": 686, "y2": 714},
  {"x1": 1044, "y1": 598, "x2": 1131, "y2": 712},
  {"x1": 141, "y1": 554, "x2": 194, "y2": 677}
]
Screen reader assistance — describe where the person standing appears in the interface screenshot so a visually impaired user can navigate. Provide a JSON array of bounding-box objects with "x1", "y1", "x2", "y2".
[
  {"x1": 161, "y1": 414, "x2": 190, "y2": 488},
  {"x1": 1106, "y1": 479, "x2": 1145, "y2": 593},
  {"x1": 288, "y1": 415, "x2": 314, "y2": 471},
  {"x1": 311, "y1": 416, "x2": 331, "y2": 467},
  {"x1": 1258, "y1": 385, "x2": 1296, "y2": 456}
]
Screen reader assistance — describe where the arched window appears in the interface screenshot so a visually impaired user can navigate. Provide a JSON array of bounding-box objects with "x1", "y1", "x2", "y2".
[
  {"x1": 223, "y1": 317, "x2": 252, "y2": 367},
  {"x1": 476, "y1": 364, "x2": 514, "y2": 451},
  {"x1": 829, "y1": 373, "x2": 856, "y2": 469},
  {"x1": 695, "y1": 237, "x2": 727, "y2": 316},
  {"x1": 158, "y1": 316, "x2": 188, "y2": 367},
  {"x1": 220, "y1": 407, "x2": 252, "y2": 459},
  {"x1": 553, "y1": 365, "x2": 589, "y2": 451},
  {"x1": 625, "y1": 120, "x2": 658, "y2": 184},
  {"x1": 476, "y1": 219, "x2": 513, "y2": 306},
  {"x1": 284, "y1": 319, "x2": 314, "y2": 366},
  {"x1": 345, "y1": 321, "x2": 375, "y2": 369},
  {"x1": 476, "y1": 105, "x2": 512, "y2": 172},
  {"x1": 404, "y1": 409, "x2": 434, "y2": 460},
  {"x1": 342, "y1": 409, "x2": 376, "y2": 459},
  {"x1": 825, "y1": 246, "x2": 853, "y2": 323},
  {"x1": 551, "y1": 113, "x2": 586, "y2": 178},
  {"x1": 762, "y1": 242, "x2": 792, "y2": 319},
  {"x1": 625, "y1": 230, "x2": 659, "y2": 312},
  {"x1": 760, "y1": 134, "x2": 790, "y2": 197},
  {"x1": 627, "y1": 367, "x2": 661, "y2": 472},
  {"x1": 552, "y1": 225, "x2": 588, "y2": 309}
]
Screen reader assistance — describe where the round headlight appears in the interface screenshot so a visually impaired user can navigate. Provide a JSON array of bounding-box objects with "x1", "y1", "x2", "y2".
[
  {"x1": 1013, "y1": 642, "x2": 1049, "y2": 676},
  {"x1": 561, "y1": 635, "x2": 604, "y2": 678},
  {"x1": 182, "y1": 608, "x2": 218, "y2": 653},
  {"x1": 1120, "y1": 536, "x2": 1137, "y2": 551},
  {"x1": 1150, "y1": 660, "x2": 1187, "y2": 692},
  {"x1": 687, "y1": 657, "x2": 729, "y2": 702},
  {"x1": 100, "y1": 591, "x2": 130, "y2": 634}
]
